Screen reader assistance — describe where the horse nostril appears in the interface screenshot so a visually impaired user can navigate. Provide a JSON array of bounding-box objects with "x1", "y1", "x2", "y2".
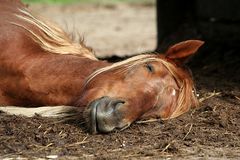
[
  {"x1": 109, "y1": 99, "x2": 125, "y2": 109},
  {"x1": 99, "y1": 99, "x2": 125, "y2": 118}
]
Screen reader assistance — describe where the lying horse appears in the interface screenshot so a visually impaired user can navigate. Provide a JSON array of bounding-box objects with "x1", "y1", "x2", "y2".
[{"x1": 0, "y1": 0, "x2": 204, "y2": 133}]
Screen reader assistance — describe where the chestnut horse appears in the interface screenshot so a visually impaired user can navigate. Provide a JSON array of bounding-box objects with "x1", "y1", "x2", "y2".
[{"x1": 0, "y1": 0, "x2": 204, "y2": 133}]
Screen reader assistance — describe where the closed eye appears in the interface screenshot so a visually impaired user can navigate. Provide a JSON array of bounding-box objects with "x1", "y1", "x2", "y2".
[{"x1": 146, "y1": 63, "x2": 154, "y2": 73}]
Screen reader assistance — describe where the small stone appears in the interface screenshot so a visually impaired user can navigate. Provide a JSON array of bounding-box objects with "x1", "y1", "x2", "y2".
[{"x1": 46, "y1": 155, "x2": 58, "y2": 159}]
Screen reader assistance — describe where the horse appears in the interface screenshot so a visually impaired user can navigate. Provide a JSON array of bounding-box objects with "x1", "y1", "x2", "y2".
[{"x1": 0, "y1": 0, "x2": 204, "y2": 134}]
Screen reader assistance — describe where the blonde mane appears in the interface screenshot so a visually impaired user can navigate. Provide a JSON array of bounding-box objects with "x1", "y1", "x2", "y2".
[
  {"x1": 11, "y1": 8, "x2": 97, "y2": 60},
  {"x1": 85, "y1": 54, "x2": 198, "y2": 119}
]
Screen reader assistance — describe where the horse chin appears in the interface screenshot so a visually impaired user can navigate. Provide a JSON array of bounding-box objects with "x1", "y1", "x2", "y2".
[{"x1": 85, "y1": 96, "x2": 126, "y2": 134}]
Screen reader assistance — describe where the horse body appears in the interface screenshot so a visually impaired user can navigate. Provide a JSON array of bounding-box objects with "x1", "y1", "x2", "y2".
[
  {"x1": 0, "y1": 0, "x2": 204, "y2": 133},
  {"x1": 0, "y1": 1, "x2": 108, "y2": 106}
]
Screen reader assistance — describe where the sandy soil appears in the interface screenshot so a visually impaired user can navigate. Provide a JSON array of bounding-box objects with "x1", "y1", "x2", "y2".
[{"x1": 1, "y1": 3, "x2": 240, "y2": 160}]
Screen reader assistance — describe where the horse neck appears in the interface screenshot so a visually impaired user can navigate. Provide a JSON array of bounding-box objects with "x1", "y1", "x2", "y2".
[
  {"x1": 28, "y1": 54, "x2": 110, "y2": 105},
  {"x1": 1, "y1": 49, "x2": 110, "y2": 106}
]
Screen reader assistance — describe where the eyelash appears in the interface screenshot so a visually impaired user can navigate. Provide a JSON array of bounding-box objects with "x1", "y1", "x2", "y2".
[{"x1": 146, "y1": 64, "x2": 154, "y2": 73}]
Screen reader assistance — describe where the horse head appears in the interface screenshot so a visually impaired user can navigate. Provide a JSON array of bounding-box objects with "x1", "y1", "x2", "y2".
[{"x1": 77, "y1": 40, "x2": 204, "y2": 134}]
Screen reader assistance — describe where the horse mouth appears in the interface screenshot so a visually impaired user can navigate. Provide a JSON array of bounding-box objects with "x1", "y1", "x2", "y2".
[
  {"x1": 89, "y1": 99, "x2": 98, "y2": 134},
  {"x1": 87, "y1": 96, "x2": 126, "y2": 134}
]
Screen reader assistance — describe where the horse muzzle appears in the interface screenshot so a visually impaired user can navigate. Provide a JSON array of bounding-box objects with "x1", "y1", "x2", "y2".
[{"x1": 87, "y1": 96, "x2": 129, "y2": 134}]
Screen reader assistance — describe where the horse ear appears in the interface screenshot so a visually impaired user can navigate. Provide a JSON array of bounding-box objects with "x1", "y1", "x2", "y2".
[{"x1": 165, "y1": 40, "x2": 204, "y2": 62}]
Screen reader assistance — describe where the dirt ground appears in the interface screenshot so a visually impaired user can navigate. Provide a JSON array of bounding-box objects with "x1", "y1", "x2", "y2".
[{"x1": 1, "y1": 3, "x2": 240, "y2": 160}]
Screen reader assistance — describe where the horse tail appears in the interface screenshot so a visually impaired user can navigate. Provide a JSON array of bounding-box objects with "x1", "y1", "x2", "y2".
[{"x1": 0, "y1": 106, "x2": 78, "y2": 118}]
